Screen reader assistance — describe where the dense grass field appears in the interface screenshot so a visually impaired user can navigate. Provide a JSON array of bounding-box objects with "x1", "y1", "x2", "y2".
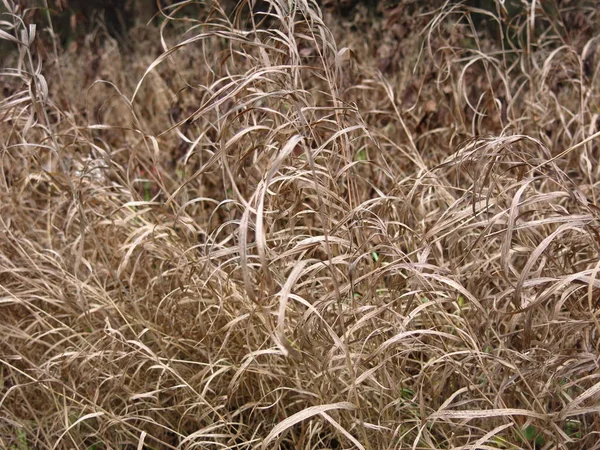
[{"x1": 1, "y1": 0, "x2": 600, "y2": 448}]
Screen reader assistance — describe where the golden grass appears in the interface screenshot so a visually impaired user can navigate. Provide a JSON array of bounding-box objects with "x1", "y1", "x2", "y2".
[{"x1": 1, "y1": 0, "x2": 600, "y2": 448}]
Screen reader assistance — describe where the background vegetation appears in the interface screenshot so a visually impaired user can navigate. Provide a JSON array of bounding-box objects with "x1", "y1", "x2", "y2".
[{"x1": 1, "y1": 0, "x2": 600, "y2": 448}]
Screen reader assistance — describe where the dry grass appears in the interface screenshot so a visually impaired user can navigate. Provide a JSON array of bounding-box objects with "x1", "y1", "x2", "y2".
[{"x1": 1, "y1": 0, "x2": 600, "y2": 448}]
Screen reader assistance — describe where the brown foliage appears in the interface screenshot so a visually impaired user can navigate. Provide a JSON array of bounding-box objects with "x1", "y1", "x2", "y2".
[{"x1": 1, "y1": 0, "x2": 600, "y2": 448}]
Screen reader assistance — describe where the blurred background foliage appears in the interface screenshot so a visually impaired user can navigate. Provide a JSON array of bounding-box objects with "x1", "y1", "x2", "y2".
[
  {"x1": 0, "y1": 0, "x2": 592, "y2": 82},
  {"x1": 1, "y1": 0, "x2": 536, "y2": 49},
  {"x1": 0, "y1": 0, "x2": 588, "y2": 54}
]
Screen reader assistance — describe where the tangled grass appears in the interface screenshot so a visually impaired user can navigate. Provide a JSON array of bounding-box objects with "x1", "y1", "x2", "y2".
[{"x1": 1, "y1": 0, "x2": 600, "y2": 448}]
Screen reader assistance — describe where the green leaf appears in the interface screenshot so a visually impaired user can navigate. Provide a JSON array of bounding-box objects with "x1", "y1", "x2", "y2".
[
  {"x1": 144, "y1": 181, "x2": 151, "y2": 201},
  {"x1": 520, "y1": 425, "x2": 545, "y2": 447},
  {"x1": 565, "y1": 420, "x2": 581, "y2": 438},
  {"x1": 399, "y1": 388, "x2": 414, "y2": 399}
]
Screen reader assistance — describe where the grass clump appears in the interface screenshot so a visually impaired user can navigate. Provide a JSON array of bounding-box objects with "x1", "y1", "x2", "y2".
[{"x1": 1, "y1": 0, "x2": 600, "y2": 448}]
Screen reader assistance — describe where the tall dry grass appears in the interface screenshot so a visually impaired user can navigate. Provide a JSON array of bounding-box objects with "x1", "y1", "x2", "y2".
[{"x1": 1, "y1": 0, "x2": 600, "y2": 448}]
